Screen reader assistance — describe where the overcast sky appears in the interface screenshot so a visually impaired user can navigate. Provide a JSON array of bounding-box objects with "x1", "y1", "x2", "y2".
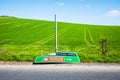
[{"x1": 0, "y1": 0, "x2": 120, "y2": 25}]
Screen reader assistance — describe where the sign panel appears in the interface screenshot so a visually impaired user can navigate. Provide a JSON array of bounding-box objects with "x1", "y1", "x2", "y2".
[{"x1": 44, "y1": 57, "x2": 64, "y2": 62}]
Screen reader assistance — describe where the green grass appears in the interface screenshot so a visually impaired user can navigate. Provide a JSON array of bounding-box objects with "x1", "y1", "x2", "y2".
[{"x1": 0, "y1": 17, "x2": 120, "y2": 62}]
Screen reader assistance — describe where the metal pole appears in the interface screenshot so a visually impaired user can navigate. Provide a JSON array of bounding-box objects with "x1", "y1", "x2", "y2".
[{"x1": 55, "y1": 14, "x2": 58, "y2": 53}]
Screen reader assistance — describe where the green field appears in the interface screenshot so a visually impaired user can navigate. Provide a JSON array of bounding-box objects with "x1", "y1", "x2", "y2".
[{"x1": 0, "y1": 17, "x2": 120, "y2": 62}]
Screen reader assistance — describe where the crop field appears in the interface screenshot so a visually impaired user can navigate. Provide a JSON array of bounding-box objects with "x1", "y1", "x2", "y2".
[{"x1": 0, "y1": 17, "x2": 120, "y2": 62}]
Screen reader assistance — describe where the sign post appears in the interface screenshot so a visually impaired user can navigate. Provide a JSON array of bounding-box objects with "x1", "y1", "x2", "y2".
[{"x1": 55, "y1": 14, "x2": 58, "y2": 53}]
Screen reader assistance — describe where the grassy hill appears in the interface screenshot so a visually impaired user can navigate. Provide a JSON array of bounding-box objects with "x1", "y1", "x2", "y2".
[{"x1": 0, "y1": 17, "x2": 120, "y2": 62}]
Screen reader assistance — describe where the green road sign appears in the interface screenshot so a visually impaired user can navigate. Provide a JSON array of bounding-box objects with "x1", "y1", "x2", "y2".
[{"x1": 34, "y1": 52, "x2": 80, "y2": 64}]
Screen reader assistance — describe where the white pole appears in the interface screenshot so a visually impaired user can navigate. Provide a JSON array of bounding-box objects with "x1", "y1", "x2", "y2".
[{"x1": 55, "y1": 14, "x2": 58, "y2": 53}]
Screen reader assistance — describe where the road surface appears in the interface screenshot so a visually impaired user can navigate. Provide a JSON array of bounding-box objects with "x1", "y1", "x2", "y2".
[{"x1": 0, "y1": 63, "x2": 120, "y2": 80}]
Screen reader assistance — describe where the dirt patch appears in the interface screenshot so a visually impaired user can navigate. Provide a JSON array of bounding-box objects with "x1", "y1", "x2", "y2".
[{"x1": 0, "y1": 61, "x2": 32, "y2": 65}]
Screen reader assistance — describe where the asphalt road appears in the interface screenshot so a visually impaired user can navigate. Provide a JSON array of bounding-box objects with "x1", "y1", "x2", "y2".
[{"x1": 0, "y1": 64, "x2": 120, "y2": 80}]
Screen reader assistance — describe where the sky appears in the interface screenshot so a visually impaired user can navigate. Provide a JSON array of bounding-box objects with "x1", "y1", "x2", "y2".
[{"x1": 0, "y1": 0, "x2": 120, "y2": 25}]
